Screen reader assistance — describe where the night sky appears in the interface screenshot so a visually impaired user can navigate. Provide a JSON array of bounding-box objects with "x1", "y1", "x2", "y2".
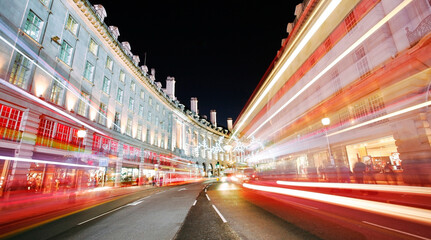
[{"x1": 91, "y1": 0, "x2": 303, "y2": 127}]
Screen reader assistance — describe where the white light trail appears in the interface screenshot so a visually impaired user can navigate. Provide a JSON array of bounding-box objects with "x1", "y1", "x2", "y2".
[
  {"x1": 0, "y1": 156, "x2": 99, "y2": 169},
  {"x1": 243, "y1": 183, "x2": 431, "y2": 225},
  {"x1": 276, "y1": 181, "x2": 431, "y2": 195},
  {"x1": 231, "y1": 0, "x2": 342, "y2": 141},
  {"x1": 247, "y1": 0, "x2": 412, "y2": 138}
]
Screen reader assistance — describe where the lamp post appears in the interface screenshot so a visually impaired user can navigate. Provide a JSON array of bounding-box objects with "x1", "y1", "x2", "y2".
[{"x1": 321, "y1": 118, "x2": 334, "y2": 165}]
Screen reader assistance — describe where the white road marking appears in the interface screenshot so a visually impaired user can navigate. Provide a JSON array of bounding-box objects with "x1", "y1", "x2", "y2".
[
  {"x1": 178, "y1": 188, "x2": 187, "y2": 191},
  {"x1": 193, "y1": 200, "x2": 197, "y2": 206},
  {"x1": 362, "y1": 221, "x2": 431, "y2": 240},
  {"x1": 206, "y1": 194, "x2": 211, "y2": 201},
  {"x1": 78, "y1": 206, "x2": 125, "y2": 225},
  {"x1": 212, "y1": 205, "x2": 227, "y2": 223},
  {"x1": 127, "y1": 200, "x2": 143, "y2": 206},
  {"x1": 205, "y1": 188, "x2": 207, "y2": 192},
  {"x1": 155, "y1": 191, "x2": 164, "y2": 194}
]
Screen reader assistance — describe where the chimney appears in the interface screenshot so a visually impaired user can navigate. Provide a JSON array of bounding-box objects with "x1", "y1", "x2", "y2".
[
  {"x1": 190, "y1": 97, "x2": 198, "y2": 114},
  {"x1": 166, "y1": 76, "x2": 176, "y2": 100},
  {"x1": 210, "y1": 110, "x2": 217, "y2": 127},
  {"x1": 93, "y1": 4, "x2": 107, "y2": 22},
  {"x1": 227, "y1": 118, "x2": 233, "y2": 131}
]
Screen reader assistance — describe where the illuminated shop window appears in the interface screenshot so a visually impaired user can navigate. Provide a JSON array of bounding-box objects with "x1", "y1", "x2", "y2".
[
  {"x1": 9, "y1": 53, "x2": 32, "y2": 89},
  {"x1": 123, "y1": 144, "x2": 140, "y2": 161},
  {"x1": 83, "y1": 61, "x2": 94, "y2": 81},
  {"x1": 36, "y1": 118, "x2": 83, "y2": 150},
  {"x1": 49, "y1": 81, "x2": 63, "y2": 105},
  {"x1": 113, "y1": 112, "x2": 121, "y2": 132},
  {"x1": 105, "y1": 56, "x2": 113, "y2": 71},
  {"x1": 59, "y1": 40, "x2": 73, "y2": 65},
  {"x1": 88, "y1": 38, "x2": 98, "y2": 56},
  {"x1": 116, "y1": 88, "x2": 123, "y2": 103},
  {"x1": 126, "y1": 118, "x2": 132, "y2": 136},
  {"x1": 0, "y1": 103, "x2": 23, "y2": 142},
  {"x1": 102, "y1": 76, "x2": 110, "y2": 94},
  {"x1": 98, "y1": 103, "x2": 107, "y2": 125},
  {"x1": 77, "y1": 92, "x2": 89, "y2": 117},
  {"x1": 66, "y1": 15, "x2": 79, "y2": 35},
  {"x1": 23, "y1": 10, "x2": 43, "y2": 41}
]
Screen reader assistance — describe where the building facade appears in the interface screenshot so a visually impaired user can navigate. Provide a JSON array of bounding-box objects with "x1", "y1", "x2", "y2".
[
  {"x1": 234, "y1": 0, "x2": 431, "y2": 184},
  {"x1": 0, "y1": 0, "x2": 230, "y2": 197}
]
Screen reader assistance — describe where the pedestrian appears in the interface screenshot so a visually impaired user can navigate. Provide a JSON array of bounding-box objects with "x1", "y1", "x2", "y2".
[
  {"x1": 365, "y1": 161, "x2": 377, "y2": 184},
  {"x1": 353, "y1": 160, "x2": 366, "y2": 183},
  {"x1": 383, "y1": 162, "x2": 397, "y2": 184},
  {"x1": 338, "y1": 164, "x2": 351, "y2": 183}
]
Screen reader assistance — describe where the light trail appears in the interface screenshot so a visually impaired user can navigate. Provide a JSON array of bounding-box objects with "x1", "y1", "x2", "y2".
[
  {"x1": 246, "y1": 0, "x2": 413, "y2": 138},
  {"x1": 230, "y1": 0, "x2": 342, "y2": 141},
  {"x1": 0, "y1": 155, "x2": 99, "y2": 169},
  {"x1": 243, "y1": 183, "x2": 431, "y2": 225},
  {"x1": 276, "y1": 181, "x2": 431, "y2": 195}
]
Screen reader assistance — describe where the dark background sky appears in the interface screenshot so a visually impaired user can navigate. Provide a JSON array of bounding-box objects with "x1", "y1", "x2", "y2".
[{"x1": 91, "y1": 0, "x2": 302, "y2": 127}]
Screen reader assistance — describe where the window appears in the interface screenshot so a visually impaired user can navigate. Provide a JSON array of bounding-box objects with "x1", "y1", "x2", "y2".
[
  {"x1": 23, "y1": 10, "x2": 43, "y2": 41},
  {"x1": 92, "y1": 133, "x2": 119, "y2": 156},
  {"x1": 128, "y1": 98, "x2": 134, "y2": 110},
  {"x1": 59, "y1": 41, "x2": 73, "y2": 65},
  {"x1": 126, "y1": 118, "x2": 132, "y2": 136},
  {"x1": 354, "y1": 46, "x2": 370, "y2": 79},
  {"x1": 40, "y1": 0, "x2": 50, "y2": 6},
  {"x1": 105, "y1": 56, "x2": 113, "y2": 71},
  {"x1": 330, "y1": 69, "x2": 342, "y2": 95},
  {"x1": 0, "y1": 103, "x2": 23, "y2": 142},
  {"x1": 138, "y1": 105, "x2": 144, "y2": 117},
  {"x1": 77, "y1": 92, "x2": 89, "y2": 117},
  {"x1": 147, "y1": 111, "x2": 152, "y2": 122},
  {"x1": 9, "y1": 53, "x2": 32, "y2": 88},
  {"x1": 130, "y1": 80, "x2": 136, "y2": 92},
  {"x1": 116, "y1": 88, "x2": 123, "y2": 103},
  {"x1": 354, "y1": 101, "x2": 368, "y2": 120},
  {"x1": 88, "y1": 38, "x2": 98, "y2": 56},
  {"x1": 119, "y1": 70, "x2": 125, "y2": 82},
  {"x1": 36, "y1": 119, "x2": 84, "y2": 150},
  {"x1": 113, "y1": 112, "x2": 121, "y2": 132},
  {"x1": 49, "y1": 81, "x2": 63, "y2": 105},
  {"x1": 345, "y1": 11, "x2": 357, "y2": 32},
  {"x1": 149, "y1": 97, "x2": 153, "y2": 105},
  {"x1": 83, "y1": 61, "x2": 94, "y2": 81},
  {"x1": 102, "y1": 76, "x2": 111, "y2": 94},
  {"x1": 140, "y1": 90, "x2": 145, "y2": 99},
  {"x1": 66, "y1": 15, "x2": 79, "y2": 35},
  {"x1": 156, "y1": 104, "x2": 159, "y2": 111},
  {"x1": 98, "y1": 103, "x2": 107, "y2": 125},
  {"x1": 137, "y1": 125, "x2": 142, "y2": 140}
]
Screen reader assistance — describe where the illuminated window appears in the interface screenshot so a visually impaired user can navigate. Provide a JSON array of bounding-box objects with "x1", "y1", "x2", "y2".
[
  {"x1": 98, "y1": 103, "x2": 107, "y2": 125},
  {"x1": 345, "y1": 11, "x2": 356, "y2": 32},
  {"x1": 149, "y1": 97, "x2": 153, "y2": 105},
  {"x1": 126, "y1": 118, "x2": 132, "y2": 136},
  {"x1": 92, "y1": 133, "x2": 119, "y2": 156},
  {"x1": 137, "y1": 125, "x2": 142, "y2": 140},
  {"x1": 116, "y1": 88, "x2": 123, "y2": 103},
  {"x1": 330, "y1": 69, "x2": 342, "y2": 95},
  {"x1": 88, "y1": 38, "x2": 98, "y2": 56},
  {"x1": 36, "y1": 118, "x2": 83, "y2": 150},
  {"x1": 23, "y1": 10, "x2": 43, "y2": 41},
  {"x1": 102, "y1": 76, "x2": 110, "y2": 94},
  {"x1": 0, "y1": 103, "x2": 23, "y2": 142},
  {"x1": 139, "y1": 105, "x2": 144, "y2": 117},
  {"x1": 9, "y1": 53, "x2": 31, "y2": 88},
  {"x1": 77, "y1": 92, "x2": 89, "y2": 117},
  {"x1": 128, "y1": 98, "x2": 134, "y2": 110},
  {"x1": 105, "y1": 56, "x2": 113, "y2": 71},
  {"x1": 113, "y1": 112, "x2": 120, "y2": 132},
  {"x1": 59, "y1": 40, "x2": 73, "y2": 65},
  {"x1": 49, "y1": 81, "x2": 63, "y2": 105},
  {"x1": 119, "y1": 70, "x2": 125, "y2": 82},
  {"x1": 354, "y1": 101, "x2": 368, "y2": 120},
  {"x1": 140, "y1": 90, "x2": 145, "y2": 99},
  {"x1": 83, "y1": 61, "x2": 94, "y2": 81},
  {"x1": 130, "y1": 80, "x2": 136, "y2": 92},
  {"x1": 66, "y1": 15, "x2": 79, "y2": 35},
  {"x1": 156, "y1": 103, "x2": 159, "y2": 111}
]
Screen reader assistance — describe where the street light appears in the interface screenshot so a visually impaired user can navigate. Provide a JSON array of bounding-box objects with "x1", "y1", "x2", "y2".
[{"x1": 321, "y1": 118, "x2": 334, "y2": 165}]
